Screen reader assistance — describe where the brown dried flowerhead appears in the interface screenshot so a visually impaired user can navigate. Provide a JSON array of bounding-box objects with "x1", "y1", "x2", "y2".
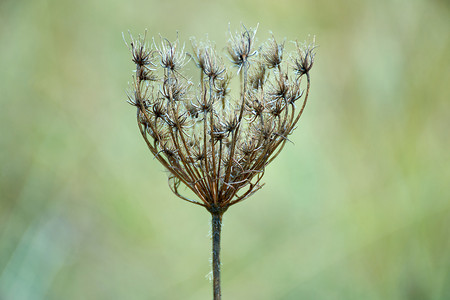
[
  {"x1": 124, "y1": 25, "x2": 316, "y2": 215},
  {"x1": 227, "y1": 25, "x2": 258, "y2": 72},
  {"x1": 293, "y1": 39, "x2": 316, "y2": 77},
  {"x1": 154, "y1": 35, "x2": 188, "y2": 72},
  {"x1": 262, "y1": 36, "x2": 284, "y2": 69}
]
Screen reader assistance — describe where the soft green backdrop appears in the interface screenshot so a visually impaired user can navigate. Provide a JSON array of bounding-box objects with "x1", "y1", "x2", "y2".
[{"x1": 1, "y1": 0, "x2": 449, "y2": 299}]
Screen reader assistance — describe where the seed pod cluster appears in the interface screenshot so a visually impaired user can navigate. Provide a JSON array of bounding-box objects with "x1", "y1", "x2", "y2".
[{"x1": 124, "y1": 26, "x2": 315, "y2": 215}]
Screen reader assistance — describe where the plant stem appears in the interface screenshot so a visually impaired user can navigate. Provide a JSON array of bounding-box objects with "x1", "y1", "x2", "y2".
[{"x1": 212, "y1": 213, "x2": 222, "y2": 300}]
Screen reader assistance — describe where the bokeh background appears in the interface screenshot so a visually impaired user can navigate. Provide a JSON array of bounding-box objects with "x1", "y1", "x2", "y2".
[{"x1": 1, "y1": 0, "x2": 449, "y2": 299}]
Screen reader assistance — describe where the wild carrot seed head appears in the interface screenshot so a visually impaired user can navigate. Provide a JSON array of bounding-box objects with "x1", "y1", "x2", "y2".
[{"x1": 125, "y1": 25, "x2": 315, "y2": 214}]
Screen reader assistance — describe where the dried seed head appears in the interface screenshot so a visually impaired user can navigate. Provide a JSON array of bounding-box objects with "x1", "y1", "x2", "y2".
[
  {"x1": 149, "y1": 126, "x2": 169, "y2": 145},
  {"x1": 275, "y1": 122, "x2": 293, "y2": 141},
  {"x1": 270, "y1": 73, "x2": 290, "y2": 101},
  {"x1": 125, "y1": 25, "x2": 315, "y2": 212},
  {"x1": 137, "y1": 67, "x2": 157, "y2": 82},
  {"x1": 194, "y1": 89, "x2": 213, "y2": 114},
  {"x1": 267, "y1": 99, "x2": 285, "y2": 118},
  {"x1": 293, "y1": 39, "x2": 316, "y2": 77},
  {"x1": 151, "y1": 100, "x2": 167, "y2": 120},
  {"x1": 258, "y1": 120, "x2": 276, "y2": 142},
  {"x1": 166, "y1": 111, "x2": 190, "y2": 132},
  {"x1": 161, "y1": 78, "x2": 189, "y2": 102},
  {"x1": 240, "y1": 139, "x2": 258, "y2": 157},
  {"x1": 227, "y1": 24, "x2": 258, "y2": 71},
  {"x1": 192, "y1": 147, "x2": 206, "y2": 163},
  {"x1": 214, "y1": 73, "x2": 231, "y2": 108},
  {"x1": 124, "y1": 31, "x2": 155, "y2": 67},
  {"x1": 286, "y1": 80, "x2": 304, "y2": 106},
  {"x1": 245, "y1": 91, "x2": 266, "y2": 121},
  {"x1": 190, "y1": 39, "x2": 207, "y2": 71},
  {"x1": 249, "y1": 63, "x2": 266, "y2": 90},
  {"x1": 190, "y1": 39, "x2": 225, "y2": 81},
  {"x1": 161, "y1": 143, "x2": 179, "y2": 161},
  {"x1": 204, "y1": 47, "x2": 225, "y2": 81},
  {"x1": 221, "y1": 113, "x2": 239, "y2": 135},
  {"x1": 126, "y1": 90, "x2": 139, "y2": 107},
  {"x1": 210, "y1": 124, "x2": 227, "y2": 141},
  {"x1": 126, "y1": 84, "x2": 150, "y2": 108},
  {"x1": 155, "y1": 36, "x2": 188, "y2": 71},
  {"x1": 215, "y1": 74, "x2": 231, "y2": 96},
  {"x1": 185, "y1": 101, "x2": 200, "y2": 118},
  {"x1": 262, "y1": 36, "x2": 284, "y2": 69}
]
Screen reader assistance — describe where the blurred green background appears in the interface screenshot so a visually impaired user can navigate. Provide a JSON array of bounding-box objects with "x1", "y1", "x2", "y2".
[{"x1": 1, "y1": 0, "x2": 449, "y2": 299}]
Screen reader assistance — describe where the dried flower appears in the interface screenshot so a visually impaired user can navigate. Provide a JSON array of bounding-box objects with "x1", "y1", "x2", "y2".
[
  {"x1": 123, "y1": 25, "x2": 316, "y2": 300},
  {"x1": 293, "y1": 39, "x2": 316, "y2": 77},
  {"x1": 262, "y1": 36, "x2": 284, "y2": 69},
  {"x1": 227, "y1": 25, "x2": 258, "y2": 72},
  {"x1": 154, "y1": 35, "x2": 188, "y2": 72}
]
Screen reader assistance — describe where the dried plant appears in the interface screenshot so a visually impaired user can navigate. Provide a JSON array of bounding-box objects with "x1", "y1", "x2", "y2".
[{"x1": 124, "y1": 25, "x2": 315, "y2": 299}]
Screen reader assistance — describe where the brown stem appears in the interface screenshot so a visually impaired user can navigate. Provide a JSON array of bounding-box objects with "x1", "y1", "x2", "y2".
[{"x1": 211, "y1": 212, "x2": 222, "y2": 300}]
